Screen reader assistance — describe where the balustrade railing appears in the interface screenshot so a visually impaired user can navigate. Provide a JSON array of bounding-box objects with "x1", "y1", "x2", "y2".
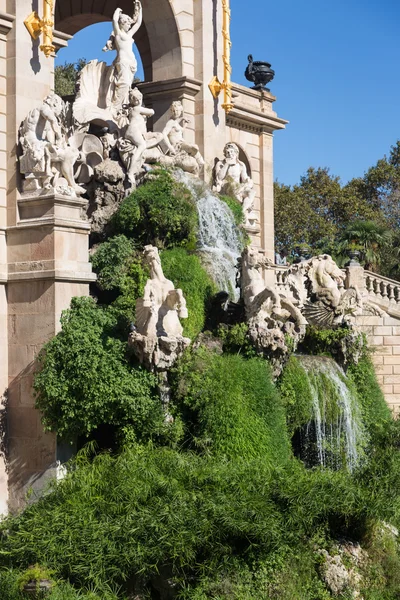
[{"x1": 364, "y1": 271, "x2": 400, "y2": 306}]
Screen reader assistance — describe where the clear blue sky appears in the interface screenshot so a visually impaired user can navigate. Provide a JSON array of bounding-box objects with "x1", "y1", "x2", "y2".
[{"x1": 56, "y1": 0, "x2": 400, "y2": 186}]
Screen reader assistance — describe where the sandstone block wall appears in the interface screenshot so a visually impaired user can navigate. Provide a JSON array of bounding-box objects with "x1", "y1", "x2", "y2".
[{"x1": 356, "y1": 315, "x2": 400, "y2": 416}]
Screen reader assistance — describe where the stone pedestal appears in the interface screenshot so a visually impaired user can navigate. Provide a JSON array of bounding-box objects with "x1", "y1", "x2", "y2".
[{"x1": 7, "y1": 193, "x2": 95, "y2": 509}]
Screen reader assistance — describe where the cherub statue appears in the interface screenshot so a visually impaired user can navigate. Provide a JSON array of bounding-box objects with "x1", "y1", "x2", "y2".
[
  {"x1": 162, "y1": 101, "x2": 204, "y2": 175},
  {"x1": 103, "y1": 2, "x2": 143, "y2": 110},
  {"x1": 19, "y1": 94, "x2": 85, "y2": 196},
  {"x1": 214, "y1": 142, "x2": 258, "y2": 229},
  {"x1": 117, "y1": 88, "x2": 164, "y2": 183}
]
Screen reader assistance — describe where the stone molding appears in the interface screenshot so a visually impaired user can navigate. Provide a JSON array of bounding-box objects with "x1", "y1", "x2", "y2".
[
  {"x1": 53, "y1": 29, "x2": 73, "y2": 50},
  {"x1": 138, "y1": 76, "x2": 202, "y2": 101},
  {"x1": 7, "y1": 266, "x2": 96, "y2": 283},
  {"x1": 228, "y1": 82, "x2": 288, "y2": 134},
  {"x1": 17, "y1": 193, "x2": 89, "y2": 225},
  {"x1": 227, "y1": 105, "x2": 288, "y2": 134},
  {"x1": 0, "y1": 11, "x2": 15, "y2": 39}
]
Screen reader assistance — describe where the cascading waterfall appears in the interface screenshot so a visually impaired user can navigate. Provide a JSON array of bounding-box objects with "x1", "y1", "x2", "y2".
[
  {"x1": 295, "y1": 356, "x2": 365, "y2": 472},
  {"x1": 174, "y1": 170, "x2": 243, "y2": 299}
]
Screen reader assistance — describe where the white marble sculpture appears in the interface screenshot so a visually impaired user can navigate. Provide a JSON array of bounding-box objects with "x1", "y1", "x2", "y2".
[
  {"x1": 117, "y1": 88, "x2": 164, "y2": 183},
  {"x1": 129, "y1": 245, "x2": 190, "y2": 370},
  {"x1": 160, "y1": 101, "x2": 205, "y2": 175},
  {"x1": 74, "y1": 2, "x2": 142, "y2": 128},
  {"x1": 214, "y1": 143, "x2": 258, "y2": 230},
  {"x1": 103, "y1": 2, "x2": 142, "y2": 110},
  {"x1": 239, "y1": 246, "x2": 307, "y2": 376},
  {"x1": 277, "y1": 255, "x2": 364, "y2": 327},
  {"x1": 19, "y1": 94, "x2": 85, "y2": 197}
]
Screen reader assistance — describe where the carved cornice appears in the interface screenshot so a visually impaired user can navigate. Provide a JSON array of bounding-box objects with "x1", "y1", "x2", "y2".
[
  {"x1": 227, "y1": 104, "x2": 288, "y2": 134},
  {"x1": 138, "y1": 77, "x2": 202, "y2": 100},
  {"x1": 0, "y1": 11, "x2": 15, "y2": 37},
  {"x1": 53, "y1": 29, "x2": 72, "y2": 50}
]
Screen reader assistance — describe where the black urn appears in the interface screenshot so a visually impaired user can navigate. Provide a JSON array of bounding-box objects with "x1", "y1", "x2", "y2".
[{"x1": 245, "y1": 55, "x2": 275, "y2": 91}]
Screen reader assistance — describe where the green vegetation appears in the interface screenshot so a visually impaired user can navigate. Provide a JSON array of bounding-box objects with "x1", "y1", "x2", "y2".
[
  {"x1": 300, "y1": 325, "x2": 366, "y2": 364},
  {"x1": 217, "y1": 322, "x2": 257, "y2": 358},
  {"x1": 54, "y1": 59, "x2": 87, "y2": 97},
  {"x1": 6, "y1": 159, "x2": 400, "y2": 598},
  {"x1": 161, "y1": 248, "x2": 216, "y2": 338},
  {"x1": 112, "y1": 170, "x2": 198, "y2": 249},
  {"x1": 171, "y1": 347, "x2": 290, "y2": 460},
  {"x1": 34, "y1": 297, "x2": 161, "y2": 445},
  {"x1": 90, "y1": 235, "x2": 149, "y2": 324},
  {"x1": 274, "y1": 145, "x2": 400, "y2": 276},
  {"x1": 219, "y1": 194, "x2": 244, "y2": 226}
]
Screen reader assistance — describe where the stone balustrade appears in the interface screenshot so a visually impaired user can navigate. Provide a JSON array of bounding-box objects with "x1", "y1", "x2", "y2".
[{"x1": 364, "y1": 270, "x2": 400, "y2": 307}]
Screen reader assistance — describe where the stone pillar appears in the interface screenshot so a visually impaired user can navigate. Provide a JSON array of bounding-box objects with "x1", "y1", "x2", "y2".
[
  {"x1": 7, "y1": 194, "x2": 95, "y2": 510},
  {"x1": 2, "y1": 2, "x2": 95, "y2": 511},
  {"x1": 193, "y1": 0, "x2": 227, "y2": 169},
  {"x1": 0, "y1": 6, "x2": 14, "y2": 516}
]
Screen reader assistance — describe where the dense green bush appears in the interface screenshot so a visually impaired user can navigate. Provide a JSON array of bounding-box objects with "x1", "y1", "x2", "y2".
[
  {"x1": 1, "y1": 444, "x2": 398, "y2": 598},
  {"x1": 112, "y1": 170, "x2": 198, "y2": 249},
  {"x1": 90, "y1": 235, "x2": 149, "y2": 324},
  {"x1": 217, "y1": 323, "x2": 257, "y2": 358},
  {"x1": 171, "y1": 347, "x2": 290, "y2": 461},
  {"x1": 160, "y1": 248, "x2": 216, "y2": 339},
  {"x1": 34, "y1": 297, "x2": 161, "y2": 444}
]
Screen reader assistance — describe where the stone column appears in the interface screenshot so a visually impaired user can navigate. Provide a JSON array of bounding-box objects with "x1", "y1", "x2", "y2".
[
  {"x1": 193, "y1": 0, "x2": 227, "y2": 171},
  {"x1": 3, "y1": 1, "x2": 95, "y2": 511},
  {"x1": 0, "y1": 6, "x2": 14, "y2": 515}
]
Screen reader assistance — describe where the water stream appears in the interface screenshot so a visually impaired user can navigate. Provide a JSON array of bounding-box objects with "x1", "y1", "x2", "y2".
[
  {"x1": 174, "y1": 170, "x2": 243, "y2": 299},
  {"x1": 294, "y1": 356, "x2": 364, "y2": 472}
]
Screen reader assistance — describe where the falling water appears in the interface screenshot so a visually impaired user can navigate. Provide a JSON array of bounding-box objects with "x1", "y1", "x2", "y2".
[
  {"x1": 295, "y1": 356, "x2": 364, "y2": 472},
  {"x1": 173, "y1": 170, "x2": 243, "y2": 299}
]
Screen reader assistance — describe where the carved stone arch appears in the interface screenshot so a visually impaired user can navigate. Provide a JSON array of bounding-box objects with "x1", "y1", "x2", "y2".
[{"x1": 54, "y1": 0, "x2": 184, "y2": 82}]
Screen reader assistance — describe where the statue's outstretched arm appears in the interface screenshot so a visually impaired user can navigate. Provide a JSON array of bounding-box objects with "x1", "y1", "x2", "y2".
[
  {"x1": 113, "y1": 8, "x2": 122, "y2": 36},
  {"x1": 130, "y1": 2, "x2": 143, "y2": 37}
]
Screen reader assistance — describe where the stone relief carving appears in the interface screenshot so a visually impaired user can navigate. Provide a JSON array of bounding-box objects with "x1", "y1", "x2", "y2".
[
  {"x1": 214, "y1": 143, "x2": 259, "y2": 230},
  {"x1": 19, "y1": 94, "x2": 86, "y2": 197},
  {"x1": 129, "y1": 245, "x2": 190, "y2": 371}
]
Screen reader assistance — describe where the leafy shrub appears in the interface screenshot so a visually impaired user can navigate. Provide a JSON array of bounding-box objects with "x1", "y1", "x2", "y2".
[
  {"x1": 217, "y1": 323, "x2": 257, "y2": 358},
  {"x1": 112, "y1": 170, "x2": 198, "y2": 249},
  {"x1": 1, "y1": 445, "x2": 398, "y2": 598},
  {"x1": 171, "y1": 347, "x2": 290, "y2": 461},
  {"x1": 90, "y1": 235, "x2": 149, "y2": 325},
  {"x1": 161, "y1": 248, "x2": 216, "y2": 339},
  {"x1": 34, "y1": 297, "x2": 161, "y2": 444}
]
